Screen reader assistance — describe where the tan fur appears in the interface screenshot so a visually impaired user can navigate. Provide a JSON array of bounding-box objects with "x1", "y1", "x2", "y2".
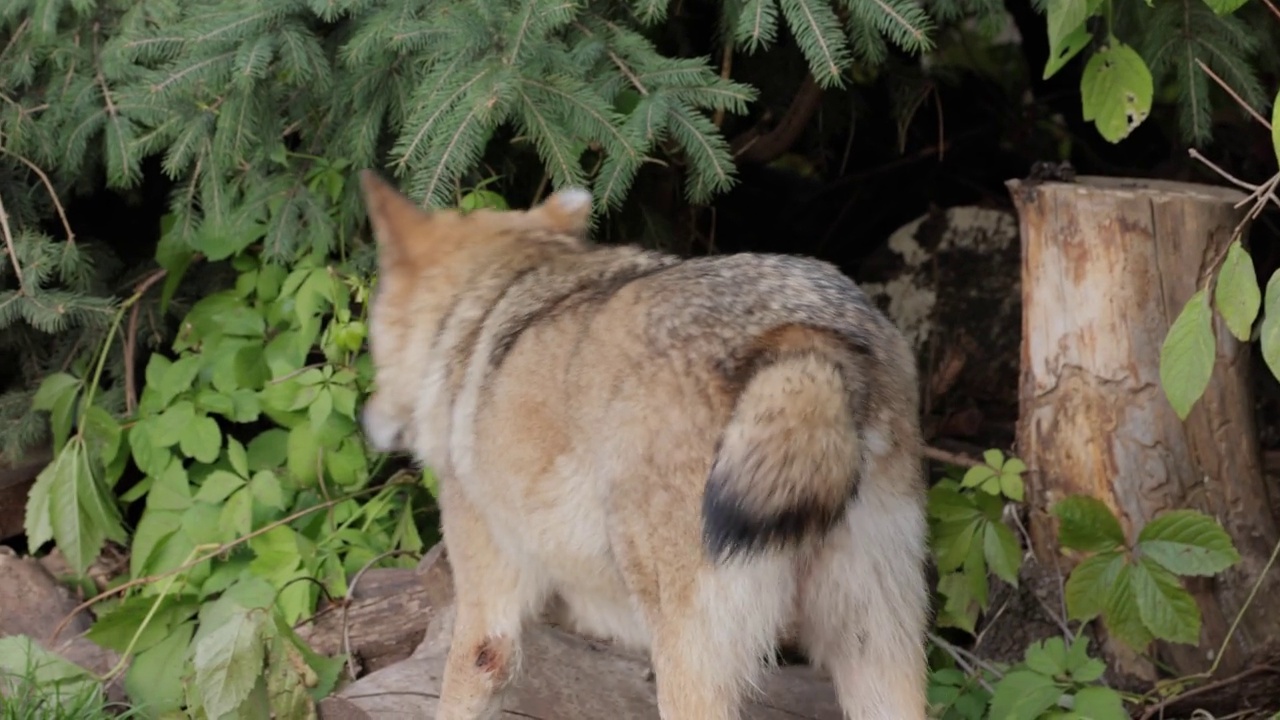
[{"x1": 357, "y1": 170, "x2": 931, "y2": 720}]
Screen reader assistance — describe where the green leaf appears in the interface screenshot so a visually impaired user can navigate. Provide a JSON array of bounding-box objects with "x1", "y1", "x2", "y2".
[
  {"x1": 286, "y1": 423, "x2": 321, "y2": 486},
  {"x1": 1080, "y1": 41, "x2": 1153, "y2": 143},
  {"x1": 159, "y1": 354, "x2": 202, "y2": 406},
  {"x1": 1064, "y1": 551, "x2": 1126, "y2": 621},
  {"x1": 122, "y1": 617, "x2": 193, "y2": 712},
  {"x1": 1052, "y1": 495, "x2": 1126, "y2": 552},
  {"x1": 960, "y1": 464, "x2": 997, "y2": 490},
  {"x1": 227, "y1": 437, "x2": 250, "y2": 478},
  {"x1": 1104, "y1": 563, "x2": 1155, "y2": 650},
  {"x1": 988, "y1": 670, "x2": 1063, "y2": 720},
  {"x1": 1024, "y1": 637, "x2": 1068, "y2": 677},
  {"x1": 192, "y1": 606, "x2": 267, "y2": 718},
  {"x1": 1260, "y1": 270, "x2": 1280, "y2": 381},
  {"x1": 0, "y1": 636, "x2": 101, "y2": 705},
  {"x1": 1071, "y1": 686, "x2": 1128, "y2": 720},
  {"x1": 1131, "y1": 557, "x2": 1201, "y2": 645},
  {"x1": 984, "y1": 520, "x2": 1022, "y2": 586},
  {"x1": 1160, "y1": 289, "x2": 1216, "y2": 420},
  {"x1": 1215, "y1": 241, "x2": 1261, "y2": 342},
  {"x1": 1273, "y1": 87, "x2": 1280, "y2": 167},
  {"x1": 195, "y1": 470, "x2": 247, "y2": 504},
  {"x1": 1137, "y1": 509, "x2": 1241, "y2": 576},
  {"x1": 1200, "y1": 0, "x2": 1250, "y2": 13},
  {"x1": 1044, "y1": 0, "x2": 1099, "y2": 79},
  {"x1": 42, "y1": 440, "x2": 128, "y2": 574},
  {"x1": 179, "y1": 415, "x2": 223, "y2": 464}
]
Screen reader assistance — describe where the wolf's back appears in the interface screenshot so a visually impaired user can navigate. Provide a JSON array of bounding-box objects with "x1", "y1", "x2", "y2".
[{"x1": 629, "y1": 254, "x2": 917, "y2": 560}]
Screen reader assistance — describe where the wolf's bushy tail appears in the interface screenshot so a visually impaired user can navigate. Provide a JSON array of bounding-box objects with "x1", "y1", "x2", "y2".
[{"x1": 701, "y1": 330, "x2": 865, "y2": 559}]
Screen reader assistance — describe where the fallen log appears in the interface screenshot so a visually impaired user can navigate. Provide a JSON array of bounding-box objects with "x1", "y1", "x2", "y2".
[{"x1": 317, "y1": 543, "x2": 844, "y2": 719}]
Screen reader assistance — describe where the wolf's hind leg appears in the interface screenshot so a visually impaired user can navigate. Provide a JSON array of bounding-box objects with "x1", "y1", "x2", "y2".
[
  {"x1": 798, "y1": 494, "x2": 930, "y2": 720},
  {"x1": 435, "y1": 483, "x2": 543, "y2": 720},
  {"x1": 648, "y1": 550, "x2": 795, "y2": 720}
]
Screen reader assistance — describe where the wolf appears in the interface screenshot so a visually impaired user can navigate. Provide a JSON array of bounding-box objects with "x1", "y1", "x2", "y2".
[{"x1": 357, "y1": 170, "x2": 930, "y2": 720}]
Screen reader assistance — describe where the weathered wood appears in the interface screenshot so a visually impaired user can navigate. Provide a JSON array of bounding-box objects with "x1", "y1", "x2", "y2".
[
  {"x1": 294, "y1": 566, "x2": 436, "y2": 675},
  {"x1": 318, "y1": 543, "x2": 845, "y2": 719},
  {"x1": 1007, "y1": 175, "x2": 1280, "y2": 680}
]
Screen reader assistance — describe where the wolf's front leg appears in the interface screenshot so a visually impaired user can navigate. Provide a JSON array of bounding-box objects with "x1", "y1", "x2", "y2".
[{"x1": 435, "y1": 482, "x2": 540, "y2": 720}]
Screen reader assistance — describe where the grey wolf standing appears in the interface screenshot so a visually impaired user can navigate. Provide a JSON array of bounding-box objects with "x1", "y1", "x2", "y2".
[{"x1": 357, "y1": 170, "x2": 930, "y2": 720}]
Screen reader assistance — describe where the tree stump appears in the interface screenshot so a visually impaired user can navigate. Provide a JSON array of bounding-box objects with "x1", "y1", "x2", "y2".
[{"x1": 1006, "y1": 175, "x2": 1280, "y2": 681}]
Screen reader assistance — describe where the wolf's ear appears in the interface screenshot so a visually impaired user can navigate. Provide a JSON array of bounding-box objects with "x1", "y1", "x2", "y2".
[
  {"x1": 533, "y1": 187, "x2": 592, "y2": 237},
  {"x1": 359, "y1": 170, "x2": 431, "y2": 269}
]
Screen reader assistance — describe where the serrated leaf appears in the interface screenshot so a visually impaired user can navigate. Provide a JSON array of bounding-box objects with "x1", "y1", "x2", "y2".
[
  {"x1": 1260, "y1": 270, "x2": 1280, "y2": 381},
  {"x1": 1137, "y1": 509, "x2": 1241, "y2": 576},
  {"x1": 984, "y1": 521, "x2": 1022, "y2": 586},
  {"x1": 1065, "y1": 551, "x2": 1126, "y2": 621},
  {"x1": 1024, "y1": 637, "x2": 1068, "y2": 677},
  {"x1": 1053, "y1": 495, "x2": 1126, "y2": 552},
  {"x1": 1071, "y1": 686, "x2": 1128, "y2": 719},
  {"x1": 180, "y1": 415, "x2": 223, "y2": 464},
  {"x1": 1161, "y1": 289, "x2": 1216, "y2": 420},
  {"x1": 1215, "y1": 240, "x2": 1260, "y2": 342},
  {"x1": 1045, "y1": 0, "x2": 1098, "y2": 80},
  {"x1": 1273, "y1": 87, "x2": 1280, "y2": 167},
  {"x1": 123, "y1": 617, "x2": 193, "y2": 712},
  {"x1": 1103, "y1": 564, "x2": 1155, "y2": 650},
  {"x1": 1080, "y1": 41, "x2": 1153, "y2": 143},
  {"x1": 192, "y1": 607, "x2": 267, "y2": 718},
  {"x1": 1131, "y1": 557, "x2": 1201, "y2": 645},
  {"x1": 988, "y1": 670, "x2": 1062, "y2": 720},
  {"x1": 961, "y1": 464, "x2": 997, "y2": 489},
  {"x1": 195, "y1": 470, "x2": 247, "y2": 504}
]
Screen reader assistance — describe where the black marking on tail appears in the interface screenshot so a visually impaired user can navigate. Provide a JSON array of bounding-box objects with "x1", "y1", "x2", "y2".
[{"x1": 700, "y1": 463, "x2": 853, "y2": 562}]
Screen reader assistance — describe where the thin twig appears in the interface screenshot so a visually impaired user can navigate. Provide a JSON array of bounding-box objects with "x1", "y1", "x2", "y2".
[
  {"x1": 927, "y1": 632, "x2": 999, "y2": 693},
  {"x1": 924, "y1": 445, "x2": 981, "y2": 468},
  {"x1": 1195, "y1": 59, "x2": 1271, "y2": 131},
  {"x1": 0, "y1": 191, "x2": 25, "y2": 292},
  {"x1": 0, "y1": 148, "x2": 76, "y2": 245},
  {"x1": 1187, "y1": 148, "x2": 1259, "y2": 193},
  {"x1": 48, "y1": 486, "x2": 383, "y2": 643},
  {"x1": 713, "y1": 41, "x2": 734, "y2": 128},
  {"x1": 342, "y1": 549, "x2": 419, "y2": 680},
  {"x1": 1259, "y1": 0, "x2": 1280, "y2": 22},
  {"x1": 123, "y1": 268, "x2": 169, "y2": 414},
  {"x1": 1137, "y1": 665, "x2": 1280, "y2": 720}
]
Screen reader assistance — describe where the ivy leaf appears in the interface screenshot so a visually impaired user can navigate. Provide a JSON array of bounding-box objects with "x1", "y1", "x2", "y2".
[
  {"x1": 1103, "y1": 563, "x2": 1155, "y2": 651},
  {"x1": 1023, "y1": 637, "x2": 1068, "y2": 677},
  {"x1": 1260, "y1": 270, "x2": 1280, "y2": 381},
  {"x1": 1080, "y1": 41, "x2": 1153, "y2": 143},
  {"x1": 1137, "y1": 509, "x2": 1240, "y2": 576},
  {"x1": 1052, "y1": 495, "x2": 1126, "y2": 552},
  {"x1": 1131, "y1": 557, "x2": 1201, "y2": 645},
  {"x1": 180, "y1": 415, "x2": 223, "y2": 464},
  {"x1": 1159, "y1": 289, "x2": 1216, "y2": 420},
  {"x1": 988, "y1": 670, "x2": 1062, "y2": 720},
  {"x1": 983, "y1": 520, "x2": 1022, "y2": 587},
  {"x1": 1071, "y1": 686, "x2": 1128, "y2": 720},
  {"x1": 1215, "y1": 241, "x2": 1261, "y2": 342},
  {"x1": 1065, "y1": 550, "x2": 1126, "y2": 622},
  {"x1": 192, "y1": 606, "x2": 267, "y2": 718},
  {"x1": 1044, "y1": 0, "x2": 1101, "y2": 79},
  {"x1": 1273, "y1": 87, "x2": 1280, "y2": 167},
  {"x1": 936, "y1": 572, "x2": 980, "y2": 634},
  {"x1": 124, "y1": 620, "x2": 194, "y2": 712}
]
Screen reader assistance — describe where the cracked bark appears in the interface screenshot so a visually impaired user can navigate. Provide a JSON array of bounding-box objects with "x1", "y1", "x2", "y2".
[{"x1": 1006, "y1": 175, "x2": 1280, "y2": 683}]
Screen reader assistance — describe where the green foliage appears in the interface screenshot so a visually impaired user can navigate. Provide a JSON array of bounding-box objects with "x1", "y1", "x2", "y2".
[
  {"x1": 0, "y1": 636, "x2": 116, "y2": 719},
  {"x1": 1054, "y1": 496, "x2": 1240, "y2": 651},
  {"x1": 987, "y1": 637, "x2": 1126, "y2": 720},
  {"x1": 19, "y1": 166, "x2": 430, "y2": 716},
  {"x1": 1037, "y1": 0, "x2": 1271, "y2": 145},
  {"x1": 928, "y1": 454, "x2": 1025, "y2": 635}
]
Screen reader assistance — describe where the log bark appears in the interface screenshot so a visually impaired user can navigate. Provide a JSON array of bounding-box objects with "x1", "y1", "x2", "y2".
[
  {"x1": 1007, "y1": 175, "x2": 1280, "y2": 681},
  {"x1": 318, "y1": 543, "x2": 844, "y2": 719}
]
